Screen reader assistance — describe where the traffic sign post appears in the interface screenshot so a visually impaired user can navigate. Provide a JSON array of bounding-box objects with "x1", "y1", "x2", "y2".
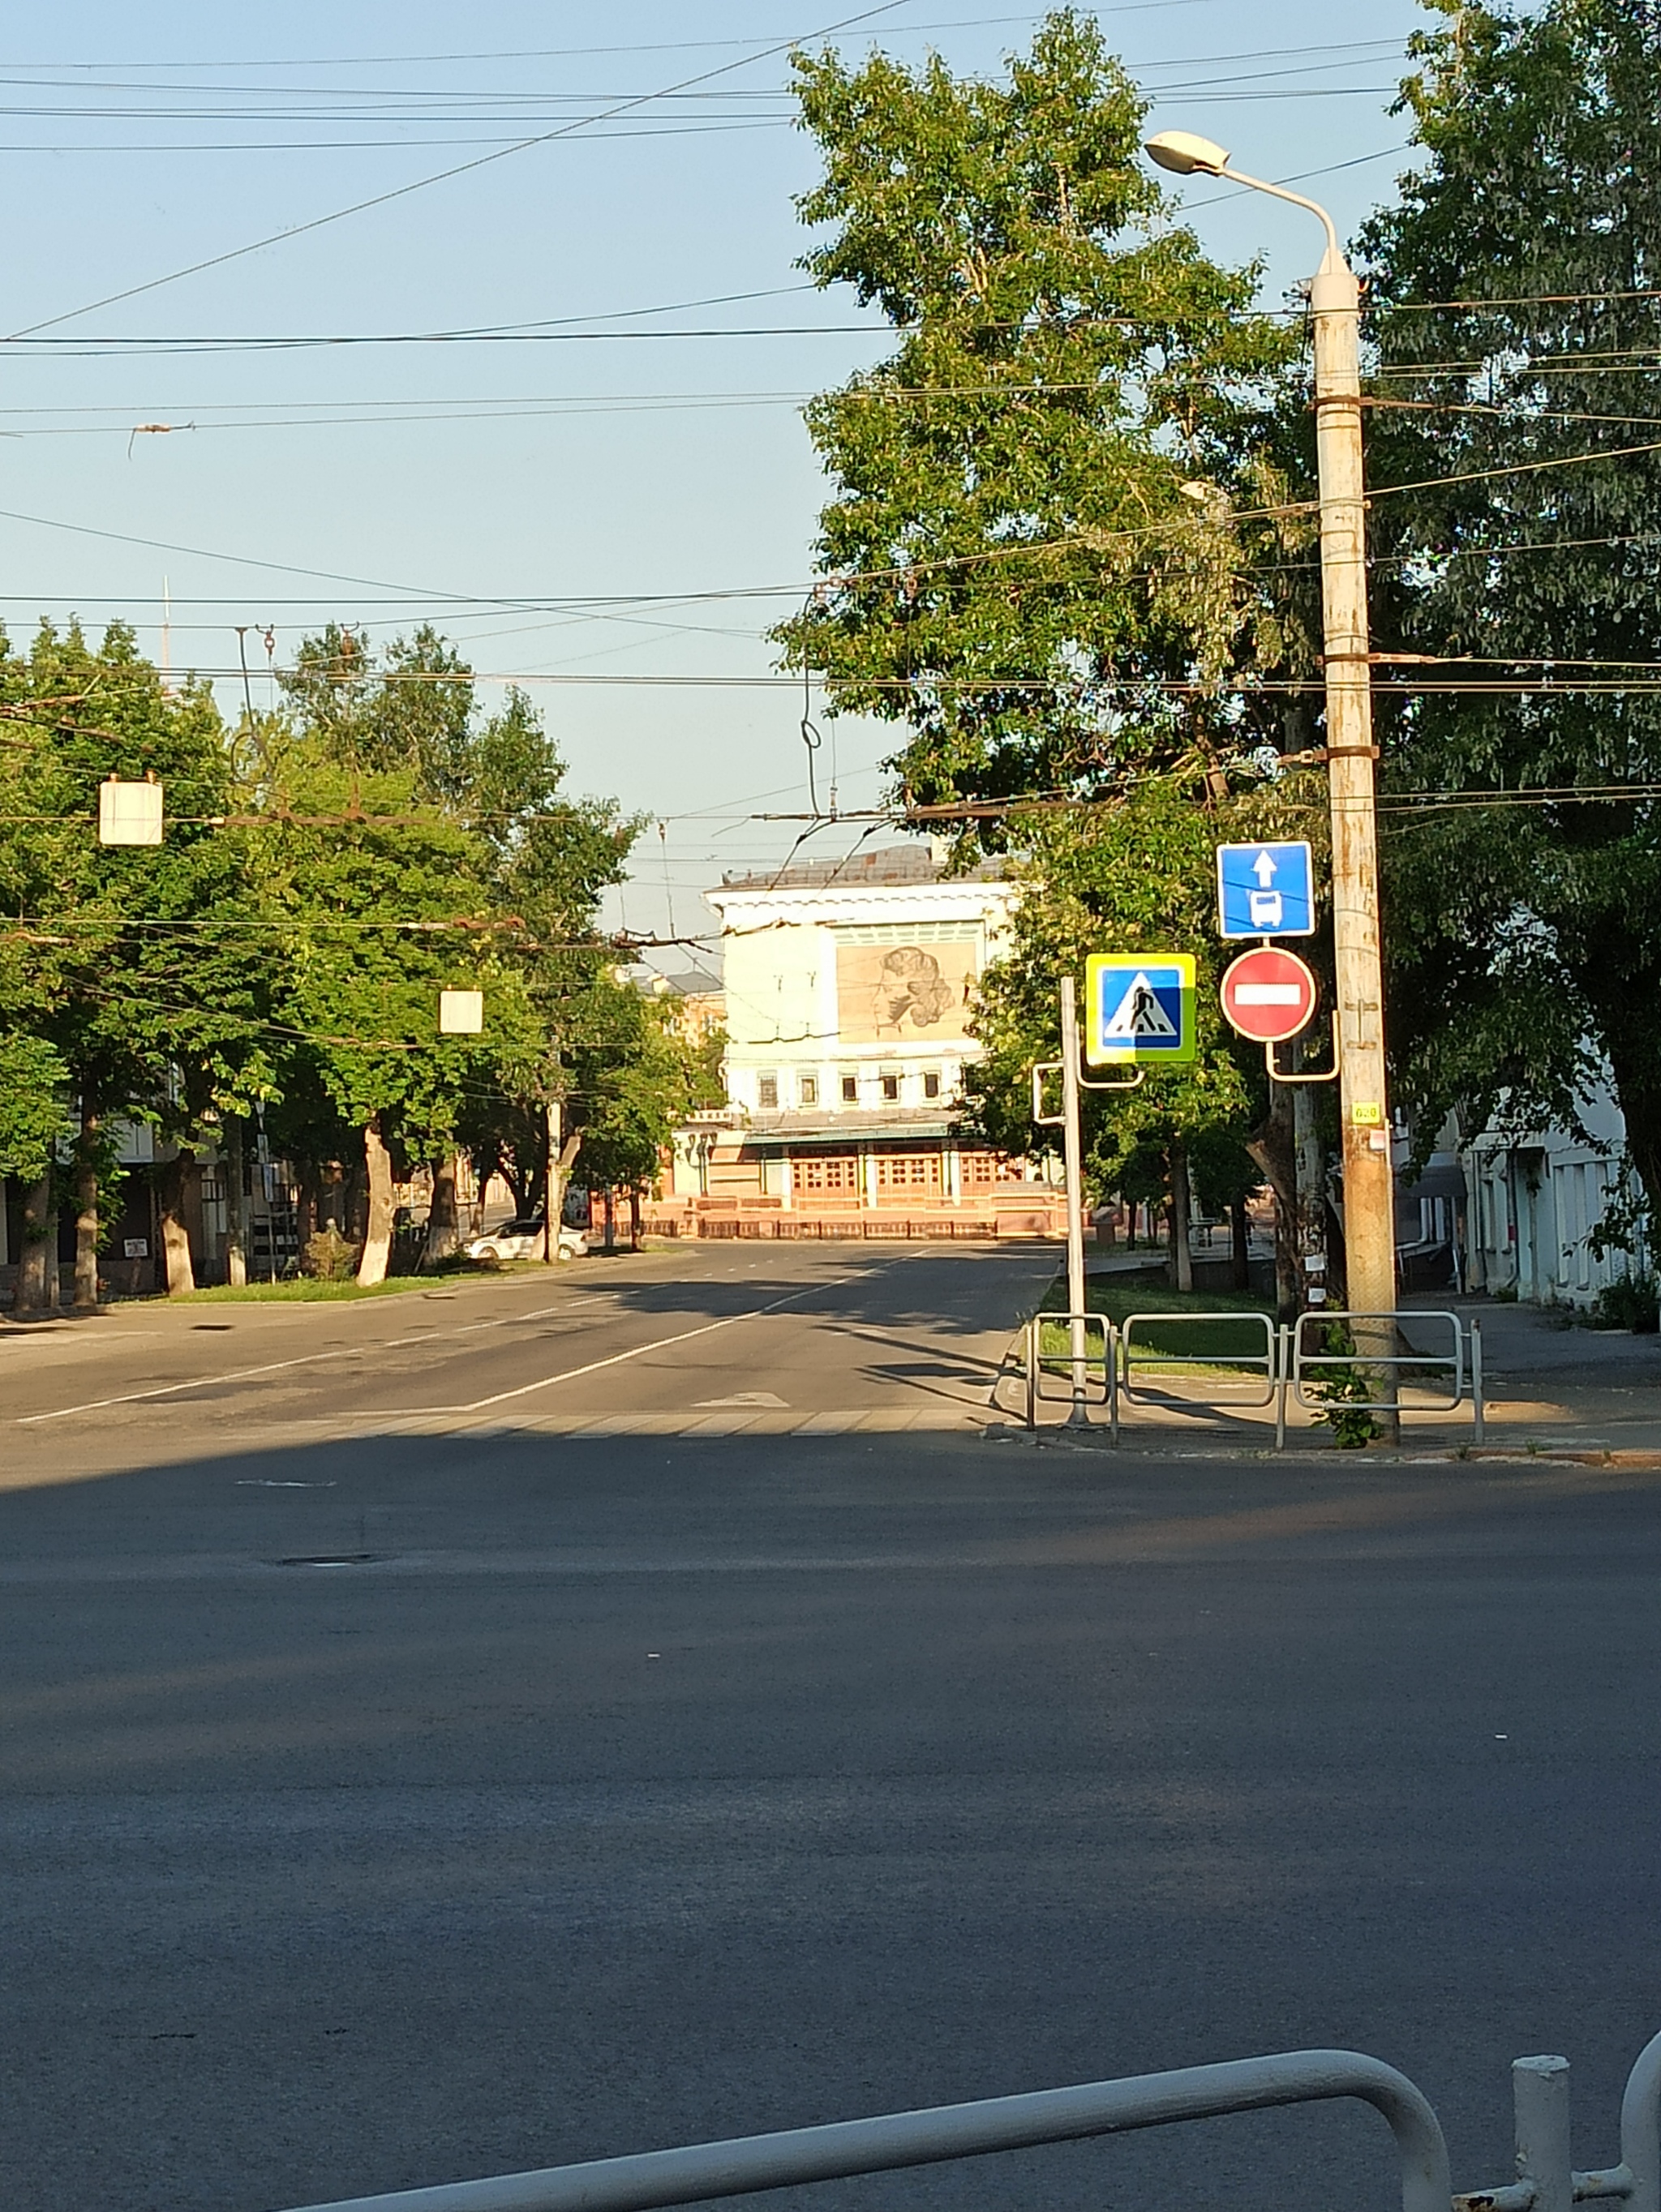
[
  {"x1": 1084, "y1": 954, "x2": 1196, "y2": 1066},
  {"x1": 1215, "y1": 840, "x2": 1315, "y2": 939},
  {"x1": 1219, "y1": 947, "x2": 1319, "y2": 1044}
]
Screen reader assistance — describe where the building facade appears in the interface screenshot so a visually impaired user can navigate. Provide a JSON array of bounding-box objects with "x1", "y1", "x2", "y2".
[
  {"x1": 654, "y1": 846, "x2": 1062, "y2": 1237},
  {"x1": 1461, "y1": 1083, "x2": 1646, "y2": 1306}
]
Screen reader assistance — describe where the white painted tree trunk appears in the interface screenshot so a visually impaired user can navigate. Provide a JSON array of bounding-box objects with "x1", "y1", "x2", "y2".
[
  {"x1": 356, "y1": 1119, "x2": 394, "y2": 1287},
  {"x1": 159, "y1": 1153, "x2": 197, "y2": 1295}
]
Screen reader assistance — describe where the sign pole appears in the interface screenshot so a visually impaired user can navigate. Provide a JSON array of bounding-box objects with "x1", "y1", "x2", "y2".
[
  {"x1": 1312, "y1": 238, "x2": 1397, "y2": 1431},
  {"x1": 543, "y1": 1099, "x2": 560, "y2": 1265},
  {"x1": 1060, "y1": 975, "x2": 1090, "y2": 1425}
]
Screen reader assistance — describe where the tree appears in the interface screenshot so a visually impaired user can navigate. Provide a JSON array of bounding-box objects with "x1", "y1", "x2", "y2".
[
  {"x1": 271, "y1": 631, "x2": 636, "y2": 1280},
  {"x1": 567, "y1": 976, "x2": 721, "y2": 1251},
  {"x1": 0, "y1": 621, "x2": 270, "y2": 1305},
  {"x1": 1358, "y1": 0, "x2": 1661, "y2": 1228},
  {"x1": 775, "y1": 9, "x2": 1304, "y2": 816},
  {"x1": 964, "y1": 776, "x2": 1328, "y2": 1290},
  {"x1": 776, "y1": 11, "x2": 1319, "y2": 1273}
]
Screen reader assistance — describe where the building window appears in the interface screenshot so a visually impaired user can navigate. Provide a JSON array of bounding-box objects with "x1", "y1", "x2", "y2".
[
  {"x1": 840, "y1": 1073, "x2": 859, "y2": 1104},
  {"x1": 880, "y1": 1073, "x2": 900, "y2": 1103},
  {"x1": 800, "y1": 1074, "x2": 818, "y2": 1107},
  {"x1": 923, "y1": 1071, "x2": 941, "y2": 1100},
  {"x1": 758, "y1": 1073, "x2": 779, "y2": 1110},
  {"x1": 798, "y1": 1152, "x2": 858, "y2": 1193},
  {"x1": 961, "y1": 1151, "x2": 1000, "y2": 1189},
  {"x1": 875, "y1": 1151, "x2": 940, "y2": 1190}
]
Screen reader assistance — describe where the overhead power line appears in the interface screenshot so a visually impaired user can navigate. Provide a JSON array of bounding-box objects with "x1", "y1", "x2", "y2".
[
  {"x1": 3, "y1": 0, "x2": 916, "y2": 341},
  {"x1": 0, "y1": 6, "x2": 1371, "y2": 71}
]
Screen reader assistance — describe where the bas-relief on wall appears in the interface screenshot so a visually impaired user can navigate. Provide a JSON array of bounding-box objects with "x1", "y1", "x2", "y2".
[{"x1": 833, "y1": 937, "x2": 979, "y2": 1045}]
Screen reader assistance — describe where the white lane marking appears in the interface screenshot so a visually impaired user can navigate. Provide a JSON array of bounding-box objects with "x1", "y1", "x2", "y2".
[
  {"x1": 17, "y1": 1292, "x2": 612, "y2": 1424},
  {"x1": 444, "y1": 1280, "x2": 847, "y2": 1414}
]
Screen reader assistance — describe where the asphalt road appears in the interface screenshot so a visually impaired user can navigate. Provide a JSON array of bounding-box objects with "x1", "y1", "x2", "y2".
[{"x1": 4, "y1": 1246, "x2": 1661, "y2": 2212}]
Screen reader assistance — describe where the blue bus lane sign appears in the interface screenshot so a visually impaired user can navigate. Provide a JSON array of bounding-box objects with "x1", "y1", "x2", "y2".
[
  {"x1": 1084, "y1": 954, "x2": 1197, "y2": 1066},
  {"x1": 1215, "y1": 840, "x2": 1315, "y2": 939}
]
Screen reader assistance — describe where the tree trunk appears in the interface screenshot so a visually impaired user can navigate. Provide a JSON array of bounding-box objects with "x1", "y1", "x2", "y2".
[
  {"x1": 73, "y1": 1121, "x2": 100, "y2": 1310},
  {"x1": 1230, "y1": 1196, "x2": 1251, "y2": 1290},
  {"x1": 356, "y1": 1118, "x2": 395, "y2": 1286},
  {"x1": 159, "y1": 1155, "x2": 198, "y2": 1295},
  {"x1": 1169, "y1": 1140, "x2": 1194, "y2": 1294},
  {"x1": 157, "y1": 1152, "x2": 197, "y2": 1295},
  {"x1": 545, "y1": 1132, "x2": 582, "y2": 1261},
  {"x1": 15, "y1": 1171, "x2": 55, "y2": 1314},
  {"x1": 1247, "y1": 1087, "x2": 1299, "y2": 1322},
  {"x1": 1294, "y1": 1080, "x2": 1331, "y2": 1312},
  {"x1": 225, "y1": 1119, "x2": 249, "y2": 1288},
  {"x1": 295, "y1": 1164, "x2": 320, "y2": 1254},
  {"x1": 341, "y1": 1158, "x2": 365, "y2": 1244},
  {"x1": 424, "y1": 1152, "x2": 461, "y2": 1267}
]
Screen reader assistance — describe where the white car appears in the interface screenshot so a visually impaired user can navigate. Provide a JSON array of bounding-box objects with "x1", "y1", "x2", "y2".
[{"x1": 464, "y1": 1216, "x2": 587, "y2": 1263}]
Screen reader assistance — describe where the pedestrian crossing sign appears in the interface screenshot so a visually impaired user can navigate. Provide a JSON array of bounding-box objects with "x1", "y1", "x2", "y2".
[{"x1": 1084, "y1": 954, "x2": 1197, "y2": 1065}]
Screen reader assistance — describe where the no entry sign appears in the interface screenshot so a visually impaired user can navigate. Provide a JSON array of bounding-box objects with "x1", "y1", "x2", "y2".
[{"x1": 1219, "y1": 946, "x2": 1318, "y2": 1044}]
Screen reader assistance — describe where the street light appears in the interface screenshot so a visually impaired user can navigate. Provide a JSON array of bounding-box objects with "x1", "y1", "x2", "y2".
[{"x1": 1145, "y1": 128, "x2": 1397, "y2": 1331}]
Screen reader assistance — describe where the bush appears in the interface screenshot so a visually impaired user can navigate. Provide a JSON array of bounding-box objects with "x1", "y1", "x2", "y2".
[
  {"x1": 303, "y1": 1225, "x2": 358, "y2": 1281},
  {"x1": 1590, "y1": 1271, "x2": 1660, "y2": 1333},
  {"x1": 1305, "y1": 1319, "x2": 1381, "y2": 1447}
]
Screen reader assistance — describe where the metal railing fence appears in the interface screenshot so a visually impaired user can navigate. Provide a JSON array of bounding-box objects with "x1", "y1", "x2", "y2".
[
  {"x1": 273, "y1": 2030, "x2": 1661, "y2": 2212},
  {"x1": 1292, "y1": 1308, "x2": 1471, "y2": 1419},
  {"x1": 1119, "y1": 1307, "x2": 1280, "y2": 1408},
  {"x1": 1010, "y1": 1306, "x2": 1485, "y2": 1447}
]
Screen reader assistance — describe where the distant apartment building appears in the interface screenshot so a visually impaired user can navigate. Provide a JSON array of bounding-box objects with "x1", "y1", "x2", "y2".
[{"x1": 654, "y1": 845, "x2": 1062, "y2": 1237}]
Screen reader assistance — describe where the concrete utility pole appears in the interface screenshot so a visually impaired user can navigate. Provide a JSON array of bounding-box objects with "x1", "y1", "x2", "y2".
[{"x1": 1145, "y1": 132, "x2": 1397, "y2": 1326}]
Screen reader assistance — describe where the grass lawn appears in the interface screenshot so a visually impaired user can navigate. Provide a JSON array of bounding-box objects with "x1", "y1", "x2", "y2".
[{"x1": 1037, "y1": 1272, "x2": 1275, "y2": 1374}]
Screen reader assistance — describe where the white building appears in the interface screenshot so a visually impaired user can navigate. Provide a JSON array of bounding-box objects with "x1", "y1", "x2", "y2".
[
  {"x1": 1461, "y1": 1081, "x2": 1646, "y2": 1305},
  {"x1": 654, "y1": 845, "x2": 1062, "y2": 1234}
]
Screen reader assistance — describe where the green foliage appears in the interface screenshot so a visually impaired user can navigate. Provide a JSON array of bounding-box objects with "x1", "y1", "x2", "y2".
[
  {"x1": 1359, "y1": 0, "x2": 1661, "y2": 1211},
  {"x1": 964, "y1": 776, "x2": 1326, "y2": 1199},
  {"x1": 0, "y1": 619, "x2": 270, "y2": 1146},
  {"x1": 773, "y1": 11, "x2": 1324, "y2": 1228},
  {"x1": 569, "y1": 977, "x2": 713, "y2": 1194},
  {"x1": 1303, "y1": 1321, "x2": 1381, "y2": 1448},
  {"x1": 776, "y1": 8, "x2": 1305, "y2": 817},
  {"x1": 1589, "y1": 1271, "x2": 1660, "y2": 1334},
  {"x1": 0, "y1": 614, "x2": 678, "y2": 1298},
  {"x1": 0, "y1": 1035, "x2": 71, "y2": 1181}
]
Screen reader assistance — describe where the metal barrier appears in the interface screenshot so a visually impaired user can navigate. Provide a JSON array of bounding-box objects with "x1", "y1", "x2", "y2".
[
  {"x1": 1008, "y1": 1305, "x2": 1485, "y2": 1447},
  {"x1": 1293, "y1": 1309, "x2": 1484, "y2": 1443},
  {"x1": 1021, "y1": 1310, "x2": 1114, "y2": 1435},
  {"x1": 1119, "y1": 1309, "x2": 1281, "y2": 1408},
  {"x1": 275, "y1": 2030, "x2": 1661, "y2": 2212}
]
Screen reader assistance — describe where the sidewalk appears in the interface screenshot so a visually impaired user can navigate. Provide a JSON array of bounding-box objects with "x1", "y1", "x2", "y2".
[{"x1": 1402, "y1": 1292, "x2": 1661, "y2": 1459}]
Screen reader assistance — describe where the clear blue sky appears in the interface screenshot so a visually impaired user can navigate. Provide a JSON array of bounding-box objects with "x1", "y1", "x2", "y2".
[{"x1": 1, "y1": 0, "x2": 1428, "y2": 956}]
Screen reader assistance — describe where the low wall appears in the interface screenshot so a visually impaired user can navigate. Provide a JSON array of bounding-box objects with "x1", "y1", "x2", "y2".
[{"x1": 628, "y1": 1194, "x2": 1067, "y2": 1241}]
